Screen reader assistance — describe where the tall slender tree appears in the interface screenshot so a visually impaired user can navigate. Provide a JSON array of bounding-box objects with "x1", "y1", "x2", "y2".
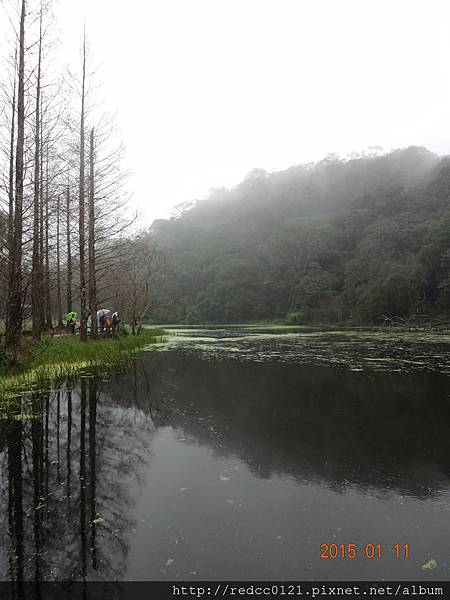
[
  {"x1": 88, "y1": 128, "x2": 97, "y2": 337},
  {"x1": 66, "y1": 183, "x2": 73, "y2": 314},
  {"x1": 78, "y1": 31, "x2": 87, "y2": 341},
  {"x1": 39, "y1": 120, "x2": 45, "y2": 330},
  {"x1": 7, "y1": 49, "x2": 17, "y2": 329},
  {"x1": 44, "y1": 143, "x2": 52, "y2": 328},
  {"x1": 56, "y1": 194, "x2": 63, "y2": 329},
  {"x1": 6, "y1": 0, "x2": 26, "y2": 350},
  {"x1": 32, "y1": 5, "x2": 43, "y2": 338}
]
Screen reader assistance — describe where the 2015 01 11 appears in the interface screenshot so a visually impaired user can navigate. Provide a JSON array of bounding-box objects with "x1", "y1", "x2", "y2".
[{"x1": 320, "y1": 543, "x2": 409, "y2": 559}]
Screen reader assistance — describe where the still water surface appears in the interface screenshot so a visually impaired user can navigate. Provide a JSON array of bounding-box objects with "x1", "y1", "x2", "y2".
[{"x1": 1, "y1": 327, "x2": 449, "y2": 581}]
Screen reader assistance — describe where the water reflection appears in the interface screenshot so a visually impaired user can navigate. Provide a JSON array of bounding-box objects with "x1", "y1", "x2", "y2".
[
  {"x1": 0, "y1": 334, "x2": 449, "y2": 581},
  {"x1": 111, "y1": 352, "x2": 450, "y2": 498},
  {"x1": 0, "y1": 377, "x2": 153, "y2": 582}
]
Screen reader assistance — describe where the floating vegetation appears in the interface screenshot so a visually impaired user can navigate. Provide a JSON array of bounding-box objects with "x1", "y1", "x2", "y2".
[
  {"x1": 422, "y1": 558, "x2": 438, "y2": 570},
  {"x1": 164, "y1": 327, "x2": 450, "y2": 375}
]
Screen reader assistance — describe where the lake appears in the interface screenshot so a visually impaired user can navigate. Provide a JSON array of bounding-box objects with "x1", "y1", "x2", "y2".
[{"x1": 0, "y1": 326, "x2": 449, "y2": 581}]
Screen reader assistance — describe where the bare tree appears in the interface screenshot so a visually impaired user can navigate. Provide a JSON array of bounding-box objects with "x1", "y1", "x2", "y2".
[
  {"x1": 66, "y1": 183, "x2": 73, "y2": 313},
  {"x1": 78, "y1": 31, "x2": 87, "y2": 341},
  {"x1": 6, "y1": 49, "x2": 17, "y2": 332},
  {"x1": 56, "y1": 193, "x2": 63, "y2": 328},
  {"x1": 111, "y1": 235, "x2": 162, "y2": 335},
  {"x1": 88, "y1": 128, "x2": 97, "y2": 336},
  {"x1": 6, "y1": 0, "x2": 26, "y2": 350},
  {"x1": 0, "y1": 3, "x2": 135, "y2": 345},
  {"x1": 44, "y1": 143, "x2": 52, "y2": 328},
  {"x1": 31, "y1": 5, "x2": 43, "y2": 338}
]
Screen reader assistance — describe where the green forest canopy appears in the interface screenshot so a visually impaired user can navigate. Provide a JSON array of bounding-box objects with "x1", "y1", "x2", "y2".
[{"x1": 149, "y1": 146, "x2": 450, "y2": 325}]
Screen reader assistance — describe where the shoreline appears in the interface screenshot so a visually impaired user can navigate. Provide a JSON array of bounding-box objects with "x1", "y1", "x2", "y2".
[{"x1": 0, "y1": 328, "x2": 166, "y2": 400}]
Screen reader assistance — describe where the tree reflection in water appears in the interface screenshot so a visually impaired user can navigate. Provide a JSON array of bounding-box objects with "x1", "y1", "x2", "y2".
[
  {"x1": 0, "y1": 346, "x2": 449, "y2": 582},
  {"x1": 0, "y1": 376, "x2": 154, "y2": 582},
  {"x1": 108, "y1": 351, "x2": 450, "y2": 499}
]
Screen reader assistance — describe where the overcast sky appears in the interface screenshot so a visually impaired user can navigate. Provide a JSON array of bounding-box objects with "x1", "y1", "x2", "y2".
[{"x1": 5, "y1": 0, "x2": 450, "y2": 225}]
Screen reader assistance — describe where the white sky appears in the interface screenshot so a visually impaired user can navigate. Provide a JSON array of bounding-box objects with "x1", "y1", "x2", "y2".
[{"x1": 4, "y1": 0, "x2": 450, "y2": 225}]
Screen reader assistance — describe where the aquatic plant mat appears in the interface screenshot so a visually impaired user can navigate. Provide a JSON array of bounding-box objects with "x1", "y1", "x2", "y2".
[
  {"x1": 0, "y1": 328, "x2": 166, "y2": 400},
  {"x1": 164, "y1": 326, "x2": 450, "y2": 375}
]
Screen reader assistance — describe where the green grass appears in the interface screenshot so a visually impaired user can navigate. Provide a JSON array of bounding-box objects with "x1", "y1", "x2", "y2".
[{"x1": 0, "y1": 328, "x2": 166, "y2": 399}]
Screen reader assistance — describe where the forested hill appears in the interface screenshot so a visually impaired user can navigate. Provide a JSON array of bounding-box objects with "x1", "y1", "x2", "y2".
[{"x1": 149, "y1": 147, "x2": 450, "y2": 325}]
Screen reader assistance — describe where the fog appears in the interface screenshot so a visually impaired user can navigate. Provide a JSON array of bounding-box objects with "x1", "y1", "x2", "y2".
[
  {"x1": 47, "y1": 0, "x2": 450, "y2": 223},
  {"x1": 1, "y1": 0, "x2": 449, "y2": 329}
]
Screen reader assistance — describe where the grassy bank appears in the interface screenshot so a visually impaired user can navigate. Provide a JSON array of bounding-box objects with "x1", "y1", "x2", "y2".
[{"x1": 0, "y1": 328, "x2": 166, "y2": 399}]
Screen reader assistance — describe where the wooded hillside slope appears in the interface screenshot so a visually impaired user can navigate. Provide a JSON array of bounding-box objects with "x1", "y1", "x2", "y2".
[{"x1": 150, "y1": 147, "x2": 450, "y2": 324}]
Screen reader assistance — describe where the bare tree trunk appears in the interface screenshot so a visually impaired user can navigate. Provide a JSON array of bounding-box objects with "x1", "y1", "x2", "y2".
[
  {"x1": 44, "y1": 144, "x2": 52, "y2": 329},
  {"x1": 88, "y1": 128, "x2": 97, "y2": 337},
  {"x1": 7, "y1": 50, "x2": 17, "y2": 331},
  {"x1": 6, "y1": 0, "x2": 26, "y2": 350},
  {"x1": 79, "y1": 31, "x2": 87, "y2": 341},
  {"x1": 39, "y1": 125, "x2": 45, "y2": 330},
  {"x1": 56, "y1": 195, "x2": 63, "y2": 329},
  {"x1": 66, "y1": 184, "x2": 73, "y2": 313},
  {"x1": 32, "y1": 7, "x2": 43, "y2": 338}
]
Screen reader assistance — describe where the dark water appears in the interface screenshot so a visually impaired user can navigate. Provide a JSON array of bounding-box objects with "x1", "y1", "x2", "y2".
[{"x1": 0, "y1": 327, "x2": 450, "y2": 581}]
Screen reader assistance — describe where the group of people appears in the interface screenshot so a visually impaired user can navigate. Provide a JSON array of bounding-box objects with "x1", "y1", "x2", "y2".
[
  {"x1": 88, "y1": 310, "x2": 121, "y2": 336},
  {"x1": 64, "y1": 309, "x2": 121, "y2": 336}
]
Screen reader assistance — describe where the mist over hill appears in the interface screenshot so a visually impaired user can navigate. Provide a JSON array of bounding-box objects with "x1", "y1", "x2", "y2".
[{"x1": 149, "y1": 147, "x2": 450, "y2": 324}]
